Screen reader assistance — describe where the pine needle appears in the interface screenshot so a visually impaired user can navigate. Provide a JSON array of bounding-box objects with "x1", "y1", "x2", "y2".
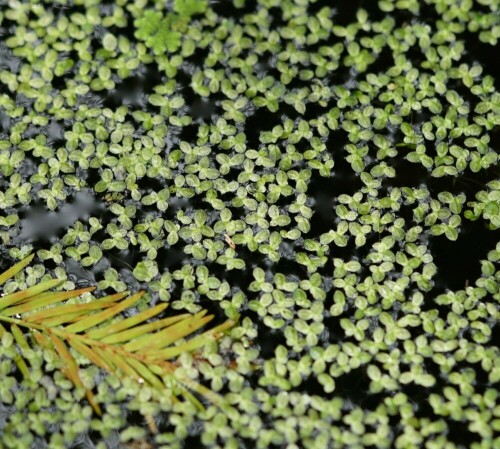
[{"x1": 0, "y1": 256, "x2": 235, "y2": 414}]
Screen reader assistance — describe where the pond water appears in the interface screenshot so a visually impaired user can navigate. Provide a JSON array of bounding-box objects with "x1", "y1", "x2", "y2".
[{"x1": 0, "y1": 0, "x2": 499, "y2": 448}]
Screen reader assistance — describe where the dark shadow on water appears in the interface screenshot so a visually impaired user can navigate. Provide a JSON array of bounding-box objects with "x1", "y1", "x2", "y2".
[
  {"x1": 0, "y1": 41, "x2": 21, "y2": 72},
  {"x1": 249, "y1": 311, "x2": 287, "y2": 359},
  {"x1": 307, "y1": 167, "x2": 363, "y2": 239},
  {"x1": 430, "y1": 220, "x2": 500, "y2": 292},
  {"x1": 102, "y1": 63, "x2": 164, "y2": 110},
  {"x1": 0, "y1": 111, "x2": 10, "y2": 134},
  {"x1": 383, "y1": 157, "x2": 430, "y2": 188},
  {"x1": 408, "y1": 167, "x2": 500, "y2": 295},
  {"x1": 156, "y1": 245, "x2": 187, "y2": 272},
  {"x1": 15, "y1": 189, "x2": 106, "y2": 245}
]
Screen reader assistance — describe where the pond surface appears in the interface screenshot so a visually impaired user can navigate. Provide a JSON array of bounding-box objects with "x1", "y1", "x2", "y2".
[{"x1": 0, "y1": 0, "x2": 499, "y2": 448}]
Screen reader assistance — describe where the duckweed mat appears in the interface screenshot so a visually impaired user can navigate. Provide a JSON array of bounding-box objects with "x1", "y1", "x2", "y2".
[{"x1": 0, "y1": 0, "x2": 499, "y2": 448}]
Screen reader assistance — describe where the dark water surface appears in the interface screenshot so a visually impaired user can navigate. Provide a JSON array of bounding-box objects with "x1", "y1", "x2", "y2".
[{"x1": 0, "y1": 1, "x2": 499, "y2": 447}]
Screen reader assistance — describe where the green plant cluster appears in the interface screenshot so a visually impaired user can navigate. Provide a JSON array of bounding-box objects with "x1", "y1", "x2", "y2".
[
  {"x1": 0, "y1": 0, "x2": 499, "y2": 447},
  {"x1": 134, "y1": 0, "x2": 207, "y2": 55}
]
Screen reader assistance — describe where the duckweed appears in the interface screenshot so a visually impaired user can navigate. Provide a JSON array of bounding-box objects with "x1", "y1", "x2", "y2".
[{"x1": 1, "y1": 0, "x2": 500, "y2": 447}]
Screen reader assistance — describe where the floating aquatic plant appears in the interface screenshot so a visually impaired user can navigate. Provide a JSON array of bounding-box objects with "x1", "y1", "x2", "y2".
[{"x1": 1, "y1": 0, "x2": 499, "y2": 447}]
